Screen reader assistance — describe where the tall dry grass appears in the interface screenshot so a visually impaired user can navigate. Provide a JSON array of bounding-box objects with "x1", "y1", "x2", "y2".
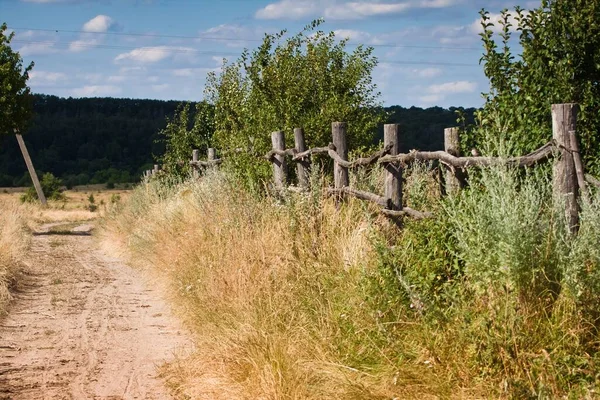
[
  {"x1": 101, "y1": 170, "x2": 475, "y2": 399},
  {"x1": 102, "y1": 162, "x2": 600, "y2": 399},
  {"x1": 0, "y1": 200, "x2": 29, "y2": 314}
]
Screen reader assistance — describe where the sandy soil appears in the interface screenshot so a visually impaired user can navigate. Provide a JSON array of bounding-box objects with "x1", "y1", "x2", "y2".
[{"x1": 0, "y1": 223, "x2": 193, "y2": 399}]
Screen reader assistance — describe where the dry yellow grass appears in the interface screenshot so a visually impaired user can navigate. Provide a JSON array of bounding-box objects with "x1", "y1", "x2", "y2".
[
  {"x1": 100, "y1": 172, "x2": 488, "y2": 399},
  {"x1": 0, "y1": 188, "x2": 132, "y2": 226},
  {"x1": 0, "y1": 199, "x2": 29, "y2": 314}
]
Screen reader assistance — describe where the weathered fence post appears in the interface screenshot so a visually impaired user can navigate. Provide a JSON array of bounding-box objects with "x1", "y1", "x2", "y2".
[
  {"x1": 294, "y1": 128, "x2": 310, "y2": 189},
  {"x1": 444, "y1": 127, "x2": 463, "y2": 194},
  {"x1": 552, "y1": 103, "x2": 580, "y2": 233},
  {"x1": 271, "y1": 131, "x2": 287, "y2": 190},
  {"x1": 192, "y1": 149, "x2": 199, "y2": 179},
  {"x1": 384, "y1": 124, "x2": 402, "y2": 210},
  {"x1": 153, "y1": 164, "x2": 160, "y2": 175},
  {"x1": 207, "y1": 147, "x2": 218, "y2": 171},
  {"x1": 332, "y1": 122, "x2": 349, "y2": 189}
]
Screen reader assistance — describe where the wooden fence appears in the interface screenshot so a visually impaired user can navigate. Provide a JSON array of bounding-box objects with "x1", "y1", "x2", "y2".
[{"x1": 148, "y1": 103, "x2": 592, "y2": 233}]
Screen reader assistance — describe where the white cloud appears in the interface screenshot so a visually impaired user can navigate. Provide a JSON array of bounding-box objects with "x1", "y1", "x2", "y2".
[
  {"x1": 325, "y1": 2, "x2": 411, "y2": 19},
  {"x1": 21, "y1": 0, "x2": 106, "y2": 3},
  {"x1": 69, "y1": 37, "x2": 102, "y2": 52},
  {"x1": 21, "y1": 0, "x2": 76, "y2": 2},
  {"x1": 418, "y1": 94, "x2": 444, "y2": 103},
  {"x1": 255, "y1": 0, "x2": 318, "y2": 20},
  {"x1": 83, "y1": 15, "x2": 115, "y2": 33},
  {"x1": 376, "y1": 63, "x2": 443, "y2": 82},
  {"x1": 256, "y1": 0, "x2": 462, "y2": 20},
  {"x1": 410, "y1": 67, "x2": 443, "y2": 78},
  {"x1": 171, "y1": 66, "x2": 221, "y2": 78},
  {"x1": 18, "y1": 42, "x2": 59, "y2": 56},
  {"x1": 29, "y1": 71, "x2": 67, "y2": 86},
  {"x1": 427, "y1": 80, "x2": 476, "y2": 94},
  {"x1": 71, "y1": 85, "x2": 122, "y2": 97},
  {"x1": 416, "y1": 80, "x2": 476, "y2": 105},
  {"x1": 107, "y1": 75, "x2": 127, "y2": 83},
  {"x1": 199, "y1": 24, "x2": 269, "y2": 48},
  {"x1": 114, "y1": 46, "x2": 194, "y2": 63},
  {"x1": 152, "y1": 84, "x2": 170, "y2": 92},
  {"x1": 333, "y1": 29, "x2": 385, "y2": 45},
  {"x1": 77, "y1": 73, "x2": 103, "y2": 84},
  {"x1": 68, "y1": 15, "x2": 116, "y2": 52},
  {"x1": 118, "y1": 66, "x2": 147, "y2": 74},
  {"x1": 15, "y1": 30, "x2": 60, "y2": 56}
]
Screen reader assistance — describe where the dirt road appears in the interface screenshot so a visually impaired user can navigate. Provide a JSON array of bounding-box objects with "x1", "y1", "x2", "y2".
[{"x1": 0, "y1": 224, "x2": 192, "y2": 399}]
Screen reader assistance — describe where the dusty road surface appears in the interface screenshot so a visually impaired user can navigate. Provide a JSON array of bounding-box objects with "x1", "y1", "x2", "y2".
[{"x1": 0, "y1": 223, "x2": 192, "y2": 399}]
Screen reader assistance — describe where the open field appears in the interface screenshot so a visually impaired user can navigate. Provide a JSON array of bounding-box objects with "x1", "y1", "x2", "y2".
[{"x1": 0, "y1": 188, "x2": 133, "y2": 225}]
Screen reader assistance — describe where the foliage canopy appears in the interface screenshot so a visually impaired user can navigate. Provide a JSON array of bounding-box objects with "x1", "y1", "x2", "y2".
[
  {"x1": 0, "y1": 22, "x2": 34, "y2": 136},
  {"x1": 475, "y1": 1, "x2": 600, "y2": 171},
  {"x1": 204, "y1": 19, "x2": 385, "y2": 186},
  {"x1": 157, "y1": 102, "x2": 214, "y2": 177}
]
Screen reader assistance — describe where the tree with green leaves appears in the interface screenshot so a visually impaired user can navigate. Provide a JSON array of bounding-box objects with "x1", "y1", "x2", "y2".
[
  {"x1": 157, "y1": 102, "x2": 215, "y2": 177},
  {"x1": 0, "y1": 22, "x2": 34, "y2": 136},
  {"x1": 475, "y1": 1, "x2": 600, "y2": 171},
  {"x1": 204, "y1": 19, "x2": 385, "y2": 187}
]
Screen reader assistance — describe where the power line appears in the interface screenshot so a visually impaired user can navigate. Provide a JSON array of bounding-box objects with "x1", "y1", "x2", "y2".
[
  {"x1": 11, "y1": 26, "x2": 481, "y2": 51},
  {"x1": 13, "y1": 39, "x2": 479, "y2": 68},
  {"x1": 13, "y1": 39, "x2": 243, "y2": 57}
]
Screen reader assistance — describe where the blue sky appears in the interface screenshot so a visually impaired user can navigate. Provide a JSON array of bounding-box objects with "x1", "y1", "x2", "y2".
[{"x1": 2, "y1": 0, "x2": 536, "y2": 107}]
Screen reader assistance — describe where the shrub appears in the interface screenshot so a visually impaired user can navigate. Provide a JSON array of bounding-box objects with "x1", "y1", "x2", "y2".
[{"x1": 20, "y1": 172, "x2": 65, "y2": 203}]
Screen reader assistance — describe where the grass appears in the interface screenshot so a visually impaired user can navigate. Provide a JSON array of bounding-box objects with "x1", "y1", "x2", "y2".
[
  {"x1": 0, "y1": 187, "x2": 131, "y2": 226},
  {"x1": 100, "y1": 164, "x2": 600, "y2": 399},
  {"x1": 0, "y1": 199, "x2": 29, "y2": 314},
  {"x1": 99, "y1": 171, "x2": 471, "y2": 398}
]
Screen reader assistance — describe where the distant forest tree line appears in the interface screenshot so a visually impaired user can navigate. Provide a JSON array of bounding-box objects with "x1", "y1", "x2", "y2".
[{"x1": 0, "y1": 94, "x2": 475, "y2": 187}]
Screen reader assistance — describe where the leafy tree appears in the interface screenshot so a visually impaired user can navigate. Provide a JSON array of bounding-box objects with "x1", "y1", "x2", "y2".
[
  {"x1": 475, "y1": 1, "x2": 600, "y2": 171},
  {"x1": 157, "y1": 101, "x2": 214, "y2": 177},
  {"x1": 0, "y1": 22, "x2": 34, "y2": 136},
  {"x1": 205, "y1": 19, "x2": 385, "y2": 186}
]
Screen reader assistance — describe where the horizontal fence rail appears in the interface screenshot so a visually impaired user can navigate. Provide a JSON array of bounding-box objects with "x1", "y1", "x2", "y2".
[{"x1": 148, "y1": 103, "x2": 591, "y2": 232}]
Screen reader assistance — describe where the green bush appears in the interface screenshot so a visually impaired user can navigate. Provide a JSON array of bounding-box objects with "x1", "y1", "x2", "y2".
[{"x1": 20, "y1": 172, "x2": 65, "y2": 203}]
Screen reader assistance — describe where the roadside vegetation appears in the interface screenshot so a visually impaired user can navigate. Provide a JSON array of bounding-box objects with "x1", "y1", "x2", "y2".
[
  {"x1": 0, "y1": 200, "x2": 29, "y2": 314},
  {"x1": 101, "y1": 2, "x2": 600, "y2": 397},
  {"x1": 101, "y1": 156, "x2": 600, "y2": 398}
]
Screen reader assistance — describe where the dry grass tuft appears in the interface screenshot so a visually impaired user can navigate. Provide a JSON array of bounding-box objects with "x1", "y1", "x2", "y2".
[{"x1": 0, "y1": 199, "x2": 29, "y2": 314}]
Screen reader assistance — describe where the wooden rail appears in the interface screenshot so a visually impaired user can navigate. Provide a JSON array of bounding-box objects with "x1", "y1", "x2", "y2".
[{"x1": 180, "y1": 103, "x2": 589, "y2": 227}]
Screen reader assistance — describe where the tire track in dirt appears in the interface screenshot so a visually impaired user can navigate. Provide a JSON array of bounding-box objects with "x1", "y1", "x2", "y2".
[{"x1": 0, "y1": 224, "x2": 193, "y2": 399}]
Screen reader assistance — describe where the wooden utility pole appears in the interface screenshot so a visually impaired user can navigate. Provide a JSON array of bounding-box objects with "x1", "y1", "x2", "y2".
[{"x1": 15, "y1": 132, "x2": 46, "y2": 206}]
